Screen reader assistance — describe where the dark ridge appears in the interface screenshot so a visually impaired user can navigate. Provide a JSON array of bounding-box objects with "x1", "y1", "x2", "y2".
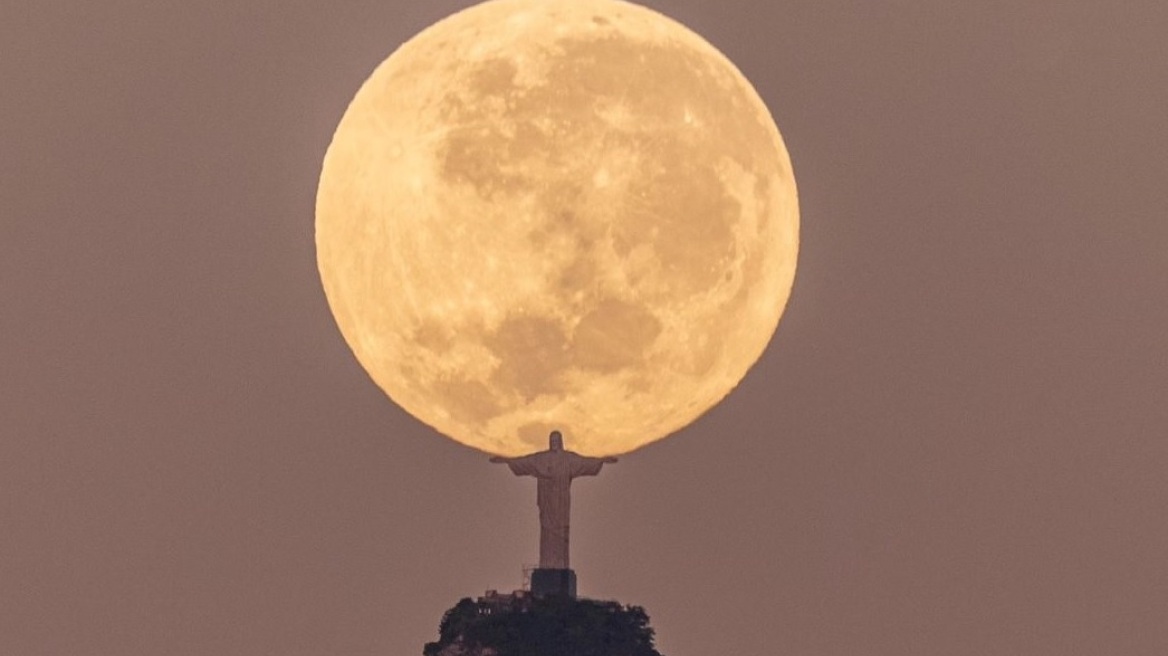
[{"x1": 423, "y1": 593, "x2": 665, "y2": 656}]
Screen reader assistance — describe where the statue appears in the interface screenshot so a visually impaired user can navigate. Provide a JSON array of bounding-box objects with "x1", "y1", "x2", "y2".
[{"x1": 491, "y1": 431, "x2": 617, "y2": 577}]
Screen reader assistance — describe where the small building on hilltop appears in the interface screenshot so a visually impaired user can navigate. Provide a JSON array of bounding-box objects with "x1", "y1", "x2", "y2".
[{"x1": 475, "y1": 588, "x2": 534, "y2": 616}]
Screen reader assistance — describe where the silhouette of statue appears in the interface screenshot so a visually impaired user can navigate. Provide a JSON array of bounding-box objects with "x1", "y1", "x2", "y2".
[{"x1": 491, "y1": 431, "x2": 618, "y2": 571}]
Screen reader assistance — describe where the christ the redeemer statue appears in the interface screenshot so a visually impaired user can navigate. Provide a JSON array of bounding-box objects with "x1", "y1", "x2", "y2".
[{"x1": 491, "y1": 430, "x2": 617, "y2": 597}]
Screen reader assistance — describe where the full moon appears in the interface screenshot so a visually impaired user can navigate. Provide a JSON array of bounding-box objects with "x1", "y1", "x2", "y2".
[{"x1": 317, "y1": 0, "x2": 798, "y2": 456}]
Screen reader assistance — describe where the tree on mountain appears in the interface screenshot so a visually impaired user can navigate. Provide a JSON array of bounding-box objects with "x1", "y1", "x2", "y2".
[{"x1": 424, "y1": 596, "x2": 664, "y2": 656}]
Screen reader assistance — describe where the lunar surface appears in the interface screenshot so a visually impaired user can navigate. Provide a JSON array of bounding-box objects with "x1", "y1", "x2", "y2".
[{"x1": 316, "y1": 0, "x2": 799, "y2": 456}]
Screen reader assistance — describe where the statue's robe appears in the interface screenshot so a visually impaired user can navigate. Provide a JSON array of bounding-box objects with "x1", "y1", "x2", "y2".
[{"x1": 506, "y1": 450, "x2": 606, "y2": 569}]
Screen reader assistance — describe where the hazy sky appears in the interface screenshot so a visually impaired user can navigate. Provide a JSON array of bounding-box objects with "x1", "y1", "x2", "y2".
[{"x1": 3, "y1": 1, "x2": 1166, "y2": 655}]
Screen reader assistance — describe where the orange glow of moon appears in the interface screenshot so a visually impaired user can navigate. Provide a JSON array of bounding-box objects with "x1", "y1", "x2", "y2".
[{"x1": 316, "y1": 0, "x2": 798, "y2": 456}]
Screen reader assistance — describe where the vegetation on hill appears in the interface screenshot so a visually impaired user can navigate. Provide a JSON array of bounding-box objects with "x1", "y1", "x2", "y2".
[{"x1": 423, "y1": 595, "x2": 664, "y2": 656}]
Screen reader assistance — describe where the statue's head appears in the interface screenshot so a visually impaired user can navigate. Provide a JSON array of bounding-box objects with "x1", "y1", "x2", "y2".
[{"x1": 549, "y1": 431, "x2": 564, "y2": 451}]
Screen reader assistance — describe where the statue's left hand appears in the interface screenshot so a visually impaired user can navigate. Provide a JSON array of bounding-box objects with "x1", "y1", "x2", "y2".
[
  {"x1": 603, "y1": 457, "x2": 619, "y2": 464},
  {"x1": 489, "y1": 456, "x2": 509, "y2": 464}
]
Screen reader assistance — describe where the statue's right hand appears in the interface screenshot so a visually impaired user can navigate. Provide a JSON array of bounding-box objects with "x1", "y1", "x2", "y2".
[{"x1": 489, "y1": 456, "x2": 508, "y2": 464}]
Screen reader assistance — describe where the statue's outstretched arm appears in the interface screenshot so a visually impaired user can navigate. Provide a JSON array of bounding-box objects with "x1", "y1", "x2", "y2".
[
  {"x1": 492, "y1": 453, "x2": 544, "y2": 477},
  {"x1": 570, "y1": 455, "x2": 617, "y2": 477}
]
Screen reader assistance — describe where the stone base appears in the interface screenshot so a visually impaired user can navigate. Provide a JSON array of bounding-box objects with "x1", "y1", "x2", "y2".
[{"x1": 531, "y1": 568, "x2": 577, "y2": 599}]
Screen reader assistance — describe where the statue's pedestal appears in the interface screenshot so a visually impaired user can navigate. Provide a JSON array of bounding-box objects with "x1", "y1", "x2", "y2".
[{"x1": 531, "y1": 568, "x2": 577, "y2": 599}]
